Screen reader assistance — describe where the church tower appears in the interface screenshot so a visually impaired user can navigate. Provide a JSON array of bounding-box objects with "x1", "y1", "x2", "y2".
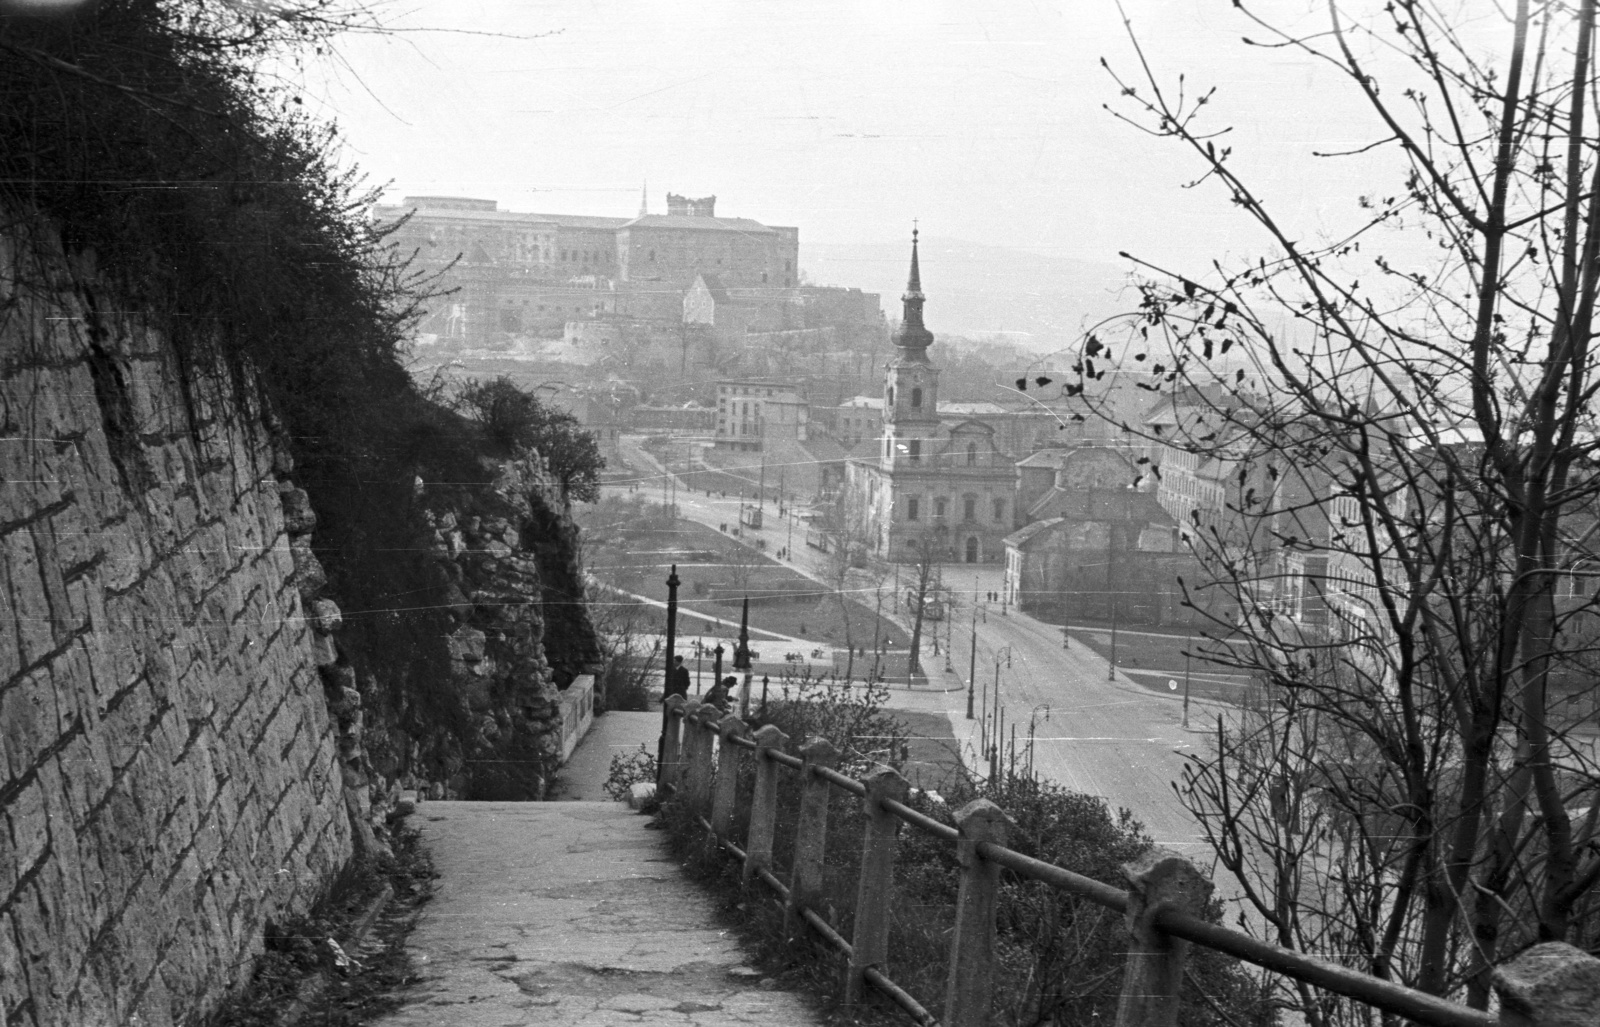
[{"x1": 881, "y1": 229, "x2": 941, "y2": 471}]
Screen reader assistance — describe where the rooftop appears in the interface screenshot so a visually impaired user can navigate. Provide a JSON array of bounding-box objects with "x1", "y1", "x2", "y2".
[{"x1": 621, "y1": 214, "x2": 780, "y2": 235}]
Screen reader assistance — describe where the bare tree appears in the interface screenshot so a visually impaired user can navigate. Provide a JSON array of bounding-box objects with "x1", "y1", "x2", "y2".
[
  {"x1": 819, "y1": 493, "x2": 877, "y2": 681},
  {"x1": 1069, "y1": 0, "x2": 1600, "y2": 1015},
  {"x1": 903, "y1": 533, "x2": 944, "y2": 679}
]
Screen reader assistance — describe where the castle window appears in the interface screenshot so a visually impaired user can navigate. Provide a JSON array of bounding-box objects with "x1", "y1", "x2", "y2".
[
  {"x1": 966, "y1": 442, "x2": 977, "y2": 466},
  {"x1": 907, "y1": 498, "x2": 920, "y2": 521},
  {"x1": 911, "y1": 387, "x2": 923, "y2": 408}
]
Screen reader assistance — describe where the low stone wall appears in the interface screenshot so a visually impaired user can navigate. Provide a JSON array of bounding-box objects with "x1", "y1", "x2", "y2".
[
  {"x1": 557, "y1": 675, "x2": 597, "y2": 764},
  {"x1": 0, "y1": 231, "x2": 350, "y2": 1025}
]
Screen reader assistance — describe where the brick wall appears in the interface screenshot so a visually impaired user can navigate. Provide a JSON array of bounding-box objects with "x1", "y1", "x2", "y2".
[{"x1": 0, "y1": 231, "x2": 351, "y2": 1025}]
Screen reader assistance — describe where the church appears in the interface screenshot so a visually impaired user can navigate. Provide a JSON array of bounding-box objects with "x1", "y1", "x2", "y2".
[{"x1": 844, "y1": 232, "x2": 1018, "y2": 564}]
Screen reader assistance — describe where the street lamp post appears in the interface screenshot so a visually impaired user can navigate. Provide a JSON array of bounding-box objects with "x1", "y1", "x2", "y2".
[{"x1": 656, "y1": 564, "x2": 681, "y2": 788}]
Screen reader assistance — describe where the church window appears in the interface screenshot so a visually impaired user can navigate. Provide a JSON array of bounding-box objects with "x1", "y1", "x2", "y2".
[
  {"x1": 966, "y1": 442, "x2": 977, "y2": 466},
  {"x1": 911, "y1": 387, "x2": 923, "y2": 408},
  {"x1": 964, "y1": 496, "x2": 977, "y2": 521},
  {"x1": 907, "y1": 498, "x2": 920, "y2": 521},
  {"x1": 908, "y1": 440, "x2": 921, "y2": 462}
]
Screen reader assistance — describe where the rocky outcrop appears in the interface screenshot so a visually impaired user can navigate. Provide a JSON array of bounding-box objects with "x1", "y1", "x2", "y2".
[{"x1": 403, "y1": 455, "x2": 600, "y2": 800}]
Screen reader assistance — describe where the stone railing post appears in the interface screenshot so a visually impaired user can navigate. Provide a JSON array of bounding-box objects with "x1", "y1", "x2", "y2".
[
  {"x1": 742, "y1": 724, "x2": 790, "y2": 885},
  {"x1": 1493, "y1": 941, "x2": 1600, "y2": 1027},
  {"x1": 785, "y1": 736, "x2": 839, "y2": 941},
  {"x1": 1114, "y1": 847, "x2": 1214, "y2": 1027},
  {"x1": 944, "y1": 799, "x2": 1012, "y2": 1027},
  {"x1": 710, "y1": 713, "x2": 749, "y2": 845},
  {"x1": 844, "y1": 766, "x2": 909, "y2": 1008},
  {"x1": 682, "y1": 702, "x2": 713, "y2": 813},
  {"x1": 660, "y1": 695, "x2": 686, "y2": 794}
]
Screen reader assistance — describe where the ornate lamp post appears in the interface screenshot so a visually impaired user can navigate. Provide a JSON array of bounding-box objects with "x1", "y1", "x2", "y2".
[
  {"x1": 655, "y1": 564, "x2": 681, "y2": 788},
  {"x1": 735, "y1": 596, "x2": 753, "y2": 717}
]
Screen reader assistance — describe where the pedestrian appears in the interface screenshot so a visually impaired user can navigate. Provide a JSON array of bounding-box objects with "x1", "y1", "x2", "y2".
[{"x1": 666, "y1": 655, "x2": 691, "y2": 701}]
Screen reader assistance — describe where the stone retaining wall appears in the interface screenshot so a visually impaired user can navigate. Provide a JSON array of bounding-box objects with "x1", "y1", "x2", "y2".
[{"x1": 0, "y1": 231, "x2": 351, "y2": 1025}]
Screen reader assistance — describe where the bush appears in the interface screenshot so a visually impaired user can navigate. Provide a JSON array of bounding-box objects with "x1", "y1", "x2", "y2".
[
  {"x1": 454, "y1": 376, "x2": 605, "y2": 501},
  {"x1": 603, "y1": 744, "x2": 658, "y2": 802},
  {"x1": 661, "y1": 684, "x2": 1276, "y2": 1027}
]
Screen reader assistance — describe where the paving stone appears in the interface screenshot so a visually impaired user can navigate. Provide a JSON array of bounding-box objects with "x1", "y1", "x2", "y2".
[{"x1": 370, "y1": 802, "x2": 827, "y2": 1027}]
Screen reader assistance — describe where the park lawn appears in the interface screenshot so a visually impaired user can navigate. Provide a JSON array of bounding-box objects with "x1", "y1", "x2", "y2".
[
  {"x1": 892, "y1": 709, "x2": 969, "y2": 793},
  {"x1": 586, "y1": 515, "x2": 910, "y2": 652}
]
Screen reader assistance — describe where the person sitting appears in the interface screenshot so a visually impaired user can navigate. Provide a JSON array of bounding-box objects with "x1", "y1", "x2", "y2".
[{"x1": 704, "y1": 675, "x2": 736, "y2": 709}]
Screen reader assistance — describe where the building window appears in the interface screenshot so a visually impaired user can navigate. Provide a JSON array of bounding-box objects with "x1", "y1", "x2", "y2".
[
  {"x1": 911, "y1": 387, "x2": 923, "y2": 408},
  {"x1": 762, "y1": 272, "x2": 769, "y2": 283},
  {"x1": 907, "y1": 498, "x2": 920, "y2": 521},
  {"x1": 935, "y1": 498, "x2": 947, "y2": 518},
  {"x1": 993, "y1": 498, "x2": 1005, "y2": 522},
  {"x1": 908, "y1": 440, "x2": 921, "y2": 462},
  {"x1": 964, "y1": 496, "x2": 976, "y2": 521},
  {"x1": 887, "y1": 386, "x2": 895, "y2": 406},
  {"x1": 966, "y1": 442, "x2": 977, "y2": 466},
  {"x1": 649, "y1": 250, "x2": 656, "y2": 261}
]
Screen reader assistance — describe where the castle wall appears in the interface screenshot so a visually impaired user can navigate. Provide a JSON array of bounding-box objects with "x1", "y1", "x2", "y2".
[{"x1": 0, "y1": 232, "x2": 351, "y2": 1025}]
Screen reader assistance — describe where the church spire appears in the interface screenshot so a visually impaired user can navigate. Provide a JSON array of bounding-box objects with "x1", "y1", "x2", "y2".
[
  {"x1": 906, "y1": 226, "x2": 922, "y2": 298},
  {"x1": 894, "y1": 225, "x2": 933, "y2": 357}
]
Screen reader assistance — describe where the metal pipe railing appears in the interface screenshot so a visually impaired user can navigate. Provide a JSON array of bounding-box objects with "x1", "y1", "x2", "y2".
[{"x1": 663, "y1": 702, "x2": 1596, "y2": 1027}]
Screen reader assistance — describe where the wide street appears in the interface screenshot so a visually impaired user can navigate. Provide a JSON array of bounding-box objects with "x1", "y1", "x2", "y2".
[{"x1": 613, "y1": 435, "x2": 1219, "y2": 854}]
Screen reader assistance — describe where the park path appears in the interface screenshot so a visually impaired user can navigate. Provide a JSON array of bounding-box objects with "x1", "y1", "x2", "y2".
[{"x1": 369, "y1": 714, "x2": 826, "y2": 1027}]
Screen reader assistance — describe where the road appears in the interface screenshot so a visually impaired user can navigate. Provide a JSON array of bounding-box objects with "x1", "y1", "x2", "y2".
[{"x1": 613, "y1": 435, "x2": 1220, "y2": 853}]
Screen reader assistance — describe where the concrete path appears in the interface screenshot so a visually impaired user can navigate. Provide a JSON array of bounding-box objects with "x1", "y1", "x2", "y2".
[
  {"x1": 370, "y1": 802, "x2": 825, "y2": 1026},
  {"x1": 549, "y1": 710, "x2": 662, "y2": 801}
]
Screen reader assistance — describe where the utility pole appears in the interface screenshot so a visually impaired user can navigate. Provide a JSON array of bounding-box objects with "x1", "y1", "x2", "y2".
[
  {"x1": 758, "y1": 451, "x2": 766, "y2": 509},
  {"x1": 1108, "y1": 588, "x2": 1119, "y2": 681},
  {"x1": 1183, "y1": 646, "x2": 1193, "y2": 728},
  {"x1": 966, "y1": 598, "x2": 977, "y2": 719}
]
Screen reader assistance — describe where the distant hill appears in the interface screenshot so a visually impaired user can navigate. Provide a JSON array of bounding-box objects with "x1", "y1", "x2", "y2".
[{"x1": 803, "y1": 237, "x2": 1135, "y2": 354}]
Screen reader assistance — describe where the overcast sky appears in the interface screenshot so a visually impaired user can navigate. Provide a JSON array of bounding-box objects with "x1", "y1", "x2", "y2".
[{"x1": 301, "y1": 1, "x2": 1502, "y2": 278}]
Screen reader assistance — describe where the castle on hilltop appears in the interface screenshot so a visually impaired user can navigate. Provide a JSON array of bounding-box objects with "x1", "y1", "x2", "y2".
[{"x1": 374, "y1": 192, "x2": 803, "y2": 337}]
